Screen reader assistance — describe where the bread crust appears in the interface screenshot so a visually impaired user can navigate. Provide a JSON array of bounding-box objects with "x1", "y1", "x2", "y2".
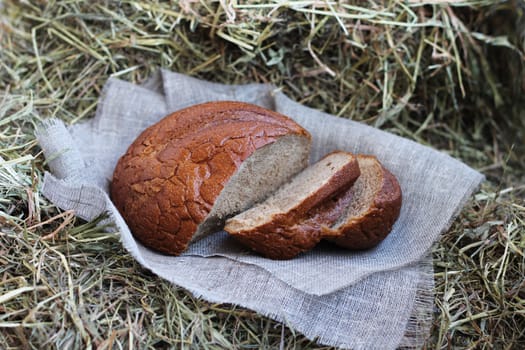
[
  {"x1": 225, "y1": 152, "x2": 361, "y2": 259},
  {"x1": 322, "y1": 156, "x2": 402, "y2": 249},
  {"x1": 111, "y1": 102, "x2": 310, "y2": 255}
]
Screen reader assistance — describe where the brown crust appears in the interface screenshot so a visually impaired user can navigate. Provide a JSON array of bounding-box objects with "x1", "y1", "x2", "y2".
[
  {"x1": 225, "y1": 152, "x2": 361, "y2": 259},
  {"x1": 229, "y1": 218, "x2": 324, "y2": 260},
  {"x1": 111, "y1": 101, "x2": 310, "y2": 255},
  {"x1": 125, "y1": 101, "x2": 310, "y2": 158},
  {"x1": 322, "y1": 155, "x2": 402, "y2": 249}
]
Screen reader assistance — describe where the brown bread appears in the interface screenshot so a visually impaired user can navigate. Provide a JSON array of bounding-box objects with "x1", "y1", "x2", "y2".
[{"x1": 111, "y1": 101, "x2": 311, "y2": 255}]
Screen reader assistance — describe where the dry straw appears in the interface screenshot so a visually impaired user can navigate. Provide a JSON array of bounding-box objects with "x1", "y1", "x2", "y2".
[{"x1": 1, "y1": 0, "x2": 524, "y2": 348}]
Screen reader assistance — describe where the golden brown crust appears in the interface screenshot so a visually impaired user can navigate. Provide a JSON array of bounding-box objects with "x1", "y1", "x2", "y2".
[
  {"x1": 111, "y1": 101, "x2": 310, "y2": 255},
  {"x1": 225, "y1": 153, "x2": 361, "y2": 259},
  {"x1": 228, "y1": 217, "x2": 324, "y2": 260},
  {"x1": 323, "y1": 157, "x2": 402, "y2": 249}
]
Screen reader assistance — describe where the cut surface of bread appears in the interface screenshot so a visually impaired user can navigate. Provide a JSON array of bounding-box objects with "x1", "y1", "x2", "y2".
[
  {"x1": 321, "y1": 155, "x2": 402, "y2": 249},
  {"x1": 192, "y1": 133, "x2": 310, "y2": 241},
  {"x1": 224, "y1": 151, "x2": 360, "y2": 259},
  {"x1": 111, "y1": 101, "x2": 311, "y2": 255}
]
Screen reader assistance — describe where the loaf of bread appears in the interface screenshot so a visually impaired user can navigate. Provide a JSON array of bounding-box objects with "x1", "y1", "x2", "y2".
[
  {"x1": 111, "y1": 100, "x2": 403, "y2": 259},
  {"x1": 224, "y1": 151, "x2": 361, "y2": 259},
  {"x1": 111, "y1": 101, "x2": 311, "y2": 255}
]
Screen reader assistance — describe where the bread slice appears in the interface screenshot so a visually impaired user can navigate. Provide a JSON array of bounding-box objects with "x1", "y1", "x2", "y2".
[
  {"x1": 224, "y1": 151, "x2": 361, "y2": 259},
  {"x1": 111, "y1": 102, "x2": 311, "y2": 255},
  {"x1": 320, "y1": 155, "x2": 402, "y2": 249}
]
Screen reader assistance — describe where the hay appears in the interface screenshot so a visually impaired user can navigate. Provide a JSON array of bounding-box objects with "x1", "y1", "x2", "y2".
[{"x1": 1, "y1": 0, "x2": 524, "y2": 348}]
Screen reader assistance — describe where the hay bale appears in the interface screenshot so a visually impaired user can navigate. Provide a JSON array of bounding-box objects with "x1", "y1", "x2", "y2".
[{"x1": 0, "y1": 1, "x2": 524, "y2": 348}]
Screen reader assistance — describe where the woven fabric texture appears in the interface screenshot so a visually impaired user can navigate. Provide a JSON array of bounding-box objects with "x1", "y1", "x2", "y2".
[{"x1": 36, "y1": 70, "x2": 484, "y2": 349}]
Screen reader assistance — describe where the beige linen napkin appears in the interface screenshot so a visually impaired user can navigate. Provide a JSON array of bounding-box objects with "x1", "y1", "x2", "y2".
[{"x1": 36, "y1": 70, "x2": 484, "y2": 349}]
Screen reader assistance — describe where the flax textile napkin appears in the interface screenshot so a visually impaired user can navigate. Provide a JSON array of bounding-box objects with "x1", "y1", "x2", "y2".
[{"x1": 36, "y1": 70, "x2": 484, "y2": 349}]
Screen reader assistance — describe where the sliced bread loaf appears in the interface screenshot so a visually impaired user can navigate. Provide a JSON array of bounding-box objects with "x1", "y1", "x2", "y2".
[
  {"x1": 224, "y1": 151, "x2": 361, "y2": 259},
  {"x1": 111, "y1": 102, "x2": 311, "y2": 255}
]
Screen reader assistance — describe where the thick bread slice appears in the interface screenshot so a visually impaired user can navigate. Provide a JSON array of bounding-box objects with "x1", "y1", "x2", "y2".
[
  {"x1": 320, "y1": 155, "x2": 402, "y2": 249},
  {"x1": 111, "y1": 102, "x2": 311, "y2": 255},
  {"x1": 224, "y1": 151, "x2": 361, "y2": 260}
]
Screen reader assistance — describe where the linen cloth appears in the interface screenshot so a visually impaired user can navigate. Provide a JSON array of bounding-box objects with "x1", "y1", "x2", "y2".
[{"x1": 36, "y1": 70, "x2": 484, "y2": 349}]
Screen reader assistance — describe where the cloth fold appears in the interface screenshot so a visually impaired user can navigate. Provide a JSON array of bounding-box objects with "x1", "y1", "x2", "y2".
[{"x1": 36, "y1": 70, "x2": 484, "y2": 349}]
